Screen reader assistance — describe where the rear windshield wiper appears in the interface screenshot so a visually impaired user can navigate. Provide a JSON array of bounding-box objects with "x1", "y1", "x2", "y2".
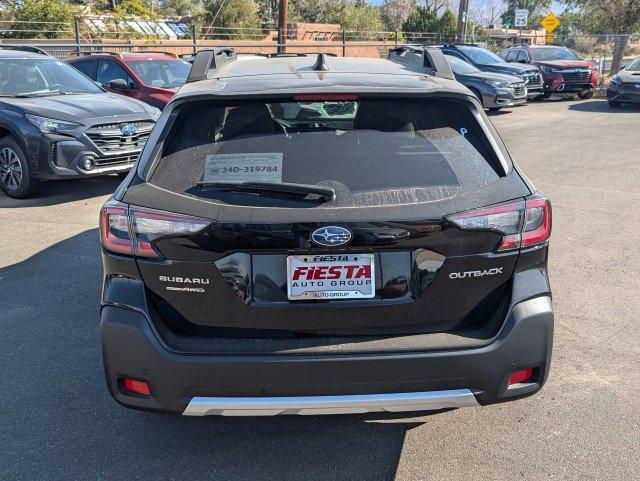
[{"x1": 196, "y1": 181, "x2": 336, "y2": 201}]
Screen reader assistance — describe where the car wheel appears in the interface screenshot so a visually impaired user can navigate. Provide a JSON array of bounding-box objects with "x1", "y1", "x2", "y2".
[
  {"x1": 578, "y1": 91, "x2": 594, "y2": 99},
  {"x1": 541, "y1": 92, "x2": 551, "y2": 100},
  {"x1": 0, "y1": 137, "x2": 40, "y2": 198},
  {"x1": 608, "y1": 100, "x2": 622, "y2": 108}
]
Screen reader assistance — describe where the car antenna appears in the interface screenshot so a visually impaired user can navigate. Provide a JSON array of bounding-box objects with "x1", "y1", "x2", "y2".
[{"x1": 312, "y1": 53, "x2": 329, "y2": 71}]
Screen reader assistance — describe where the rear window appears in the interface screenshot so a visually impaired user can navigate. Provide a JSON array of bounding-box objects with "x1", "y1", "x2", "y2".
[{"x1": 150, "y1": 98, "x2": 504, "y2": 207}]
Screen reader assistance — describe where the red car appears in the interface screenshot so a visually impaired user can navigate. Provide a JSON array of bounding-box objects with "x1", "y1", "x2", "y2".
[
  {"x1": 500, "y1": 45, "x2": 600, "y2": 99},
  {"x1": 67, "y1": 52, "x2": 191, "y2": 109}
]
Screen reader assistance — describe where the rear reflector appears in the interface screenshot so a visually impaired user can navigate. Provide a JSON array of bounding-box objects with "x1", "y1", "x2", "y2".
[
  {"x1": 100, "y1": 199, "x2": 213, "y2": 258},
  {"x1": 446, "y1": 193, "x2": 551, "y2": 252},
  {"x1": 508, "y1": 368, "x2": 534, "y2": 385},
  {"x1": 122, "y1": 378, "x2": 151, "y2": 396}
]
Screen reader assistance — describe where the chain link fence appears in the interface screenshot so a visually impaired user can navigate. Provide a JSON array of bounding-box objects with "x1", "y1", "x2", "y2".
[{"x1": 1, "y1": 19, "x2": 639, "y2": 76}]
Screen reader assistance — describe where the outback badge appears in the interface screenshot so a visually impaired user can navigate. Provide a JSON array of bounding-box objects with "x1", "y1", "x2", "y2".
[{"x1": 311, "y1": 226, "x2": 352, "y2": 247}]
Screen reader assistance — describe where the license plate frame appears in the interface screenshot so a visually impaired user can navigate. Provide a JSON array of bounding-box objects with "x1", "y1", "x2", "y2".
[{"x1": 286, "y1": 253, "x2": 375, "y2": 301}]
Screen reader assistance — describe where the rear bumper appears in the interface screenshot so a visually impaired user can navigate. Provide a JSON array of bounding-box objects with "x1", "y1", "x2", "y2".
[
  {"x1": 101, "y1": 296, "x2": 554, "y2": 415},
  {"x1": 184, "y1": 389, "x2": 479, "y2": 416}
]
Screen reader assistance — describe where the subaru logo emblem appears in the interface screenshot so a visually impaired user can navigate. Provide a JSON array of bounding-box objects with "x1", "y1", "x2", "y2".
[
  {"x1": 121, "y1": 124, "x2": 137, "y2": 136},
  {"x1": 311, "y1": 226, "x2": 352, "y2": 247}
]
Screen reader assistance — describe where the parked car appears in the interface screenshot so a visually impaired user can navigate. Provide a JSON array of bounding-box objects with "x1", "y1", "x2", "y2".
[
  {"x1": 499, "y1": 45, "x2": 600, "y2": 99},
  {"x1": 442, "y1": 53, "x2": 527, "y2": 110},
  {"x1": 66, "y1": 51, "x2": 191, "y2": 109},
  {"x1": 606, "y1": 56, "x2": 640, "y2": 108},
  {"x1": 437, "y1": 44, "x2": 544, "y2": 98},
  {"x1": 100, "y1": 48, "x2": 553, "y2": 416},
  {"x1": 0, "y1": 49, "x2": 159, "y2": 198}
]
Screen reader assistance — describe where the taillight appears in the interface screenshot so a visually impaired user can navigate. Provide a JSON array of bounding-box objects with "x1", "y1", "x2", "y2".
[
  {"x1": 447, "y1": 193, "x2": 551, "y2": 251},
  {"x1": 521, "y1": 194, "x2": 552, "y2": 247},
  {"x1": 99, "y1": 199, "x2": 213, "y2": 258}
]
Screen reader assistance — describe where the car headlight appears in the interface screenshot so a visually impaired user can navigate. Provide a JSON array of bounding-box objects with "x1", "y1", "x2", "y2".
[
  {"x1": 26, "y1": 115, "x2": 81, "y2": 134},
  {"x1": 609, "y1": 75, "x2": 621, "y2": 87},
  {"x1": 485, "y1": 79, "x2": 509, "y2": 88},
  {"x1": 540, "y1": 66, "x2": 559, "y2": 75}
]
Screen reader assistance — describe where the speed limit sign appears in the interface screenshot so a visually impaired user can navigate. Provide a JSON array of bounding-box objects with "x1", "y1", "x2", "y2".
[{"x1": 515, "y1": 9, "x2": 529, "y2": 27}]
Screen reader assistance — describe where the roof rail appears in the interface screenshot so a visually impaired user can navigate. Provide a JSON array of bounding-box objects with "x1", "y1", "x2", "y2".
[
  {"x1": 388, "y1": 45, "x2": 454, "y2": 80},
  {"x1": 124, "y1": 50, "x2": 178, "y2": 57},
  {"x1": 186, "y1": 48, "x2": 237, "y2": 83},
  {"x1": 0, "y1": 45, "x2": 49, "y2": 56},
  {"x1": 69, "y1": 51, "x2": 123, "y2": 58}
]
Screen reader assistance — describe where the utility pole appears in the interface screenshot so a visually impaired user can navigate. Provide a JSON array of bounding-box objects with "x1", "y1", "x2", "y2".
[
  {"x1": 456, "y1": 0, "x2": 469, "y2": 44},
  {"x1": 277, "y1": 0, "x2": 289, "y2": 54}
]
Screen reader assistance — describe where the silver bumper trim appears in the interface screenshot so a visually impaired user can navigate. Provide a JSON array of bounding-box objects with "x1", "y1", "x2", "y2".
[{"x1": 182, "y1": 389, "x2": 479, "y2": 416}]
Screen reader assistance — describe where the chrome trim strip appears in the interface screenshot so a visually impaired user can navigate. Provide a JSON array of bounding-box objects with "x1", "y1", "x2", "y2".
[{"x1": 182, "y1": 389, "x2": 479, "y2": 416}]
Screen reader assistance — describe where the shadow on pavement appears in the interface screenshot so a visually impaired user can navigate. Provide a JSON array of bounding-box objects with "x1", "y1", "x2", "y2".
[
  {"x1": 568, "y1": 99, "x2": 640, "y2": 113},
  {"x1": 0, "y1": 229, "x2": 434, "y2": 481},
  {"x1": 0, "y1": 175, "x2": 122, "y2": 208}
]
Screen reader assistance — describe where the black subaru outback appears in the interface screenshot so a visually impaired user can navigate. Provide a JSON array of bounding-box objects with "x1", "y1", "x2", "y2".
[{"x1": 100, "y1": 48, "x2": 553, "y2": 416}]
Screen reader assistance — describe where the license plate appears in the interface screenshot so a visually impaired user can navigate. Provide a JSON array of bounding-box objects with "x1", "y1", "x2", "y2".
[{"x1": 287, "y1": 253, "x2": 375, "y2": 300}]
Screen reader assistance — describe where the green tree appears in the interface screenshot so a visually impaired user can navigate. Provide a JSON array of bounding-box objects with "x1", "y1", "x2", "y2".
[
  {"x1": 114, "y1": 0, "x2": 156, "y2": 16},
  {"x1": 437, "y1": 8, "x2": 457, "y2": 40},
  {"x1": 157, "y1": 0, "x2": 203, "y2": 16},
  {"x1": 9, "y1": 0, "x2": 78, "y2": 39},
  {"x1": 290, "y1": 0, "x2": 344, "y2": 24},
  {"x1": 202, "y1": 0, "x2": 262, "y2": 38},
  {"x1": 341, "y1": 4, "x2": 384, "y2": 34},
  {"x1": 402, "y1": 6, "x2": 438, "y2": 33}
]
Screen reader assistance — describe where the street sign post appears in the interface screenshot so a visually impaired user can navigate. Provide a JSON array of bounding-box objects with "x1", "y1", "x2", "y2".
[{"x1": 515, "y1": 9, "x2": 529, "y2": 28}]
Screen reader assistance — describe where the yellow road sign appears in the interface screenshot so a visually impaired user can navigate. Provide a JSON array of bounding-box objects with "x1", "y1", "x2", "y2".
[
  {"x1": 540, "y1": 12, "x2": 561, "y2": 33},
  {"x1": 545, "y1": 33, "x2": 554, "y2": 44}
]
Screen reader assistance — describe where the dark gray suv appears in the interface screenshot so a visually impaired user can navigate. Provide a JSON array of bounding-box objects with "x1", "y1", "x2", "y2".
[{"x1": 0, "y1": 49, "x2": 160, "y2": 198}]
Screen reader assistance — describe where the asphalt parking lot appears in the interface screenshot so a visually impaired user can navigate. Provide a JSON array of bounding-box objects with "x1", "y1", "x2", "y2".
[{"x1": 1, "y1": 98, "x2": 639, "y2": 480}]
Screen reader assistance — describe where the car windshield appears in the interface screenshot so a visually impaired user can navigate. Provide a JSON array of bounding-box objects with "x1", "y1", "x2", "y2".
[
  {"x1": 150, "y1": 98, "x2": 504, "y2": 207},
  {"x1": 458, "y1": 47, "x2": 504, "y2": 65},
  {"x1": 128, "y1": 59, "x2": 191, "y2": 88},
  {"x1": 626, "y1": 57, "x2": 640, "y2": 71},
  {"x1": 445, "y1": 55, "x2": 481, "y2": 74},
  {"x1": 0, "y1": 58, "x2": 103, "y2": 97},
  {"x1": 530, "y1": 47, "x2": 580, "y2": 62}
]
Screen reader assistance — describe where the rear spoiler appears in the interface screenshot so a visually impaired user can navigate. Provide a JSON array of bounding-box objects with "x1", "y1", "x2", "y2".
[
  {"x1": 186, "y1": 48, "x2": 237, "y2": 83},
  {"x1": 388, "y1": 46, "x2": 455, "y2": 80}
]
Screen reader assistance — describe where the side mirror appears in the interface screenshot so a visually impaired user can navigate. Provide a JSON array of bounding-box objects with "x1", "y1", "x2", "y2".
[{"x1": 108, "y1": 78, "x2": 128, "y2": 92}]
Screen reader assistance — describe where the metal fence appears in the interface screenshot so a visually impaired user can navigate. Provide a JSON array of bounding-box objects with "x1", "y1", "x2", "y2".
[{"x1": 1, "y1": 19, "x2": 639, "y2": 75}]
